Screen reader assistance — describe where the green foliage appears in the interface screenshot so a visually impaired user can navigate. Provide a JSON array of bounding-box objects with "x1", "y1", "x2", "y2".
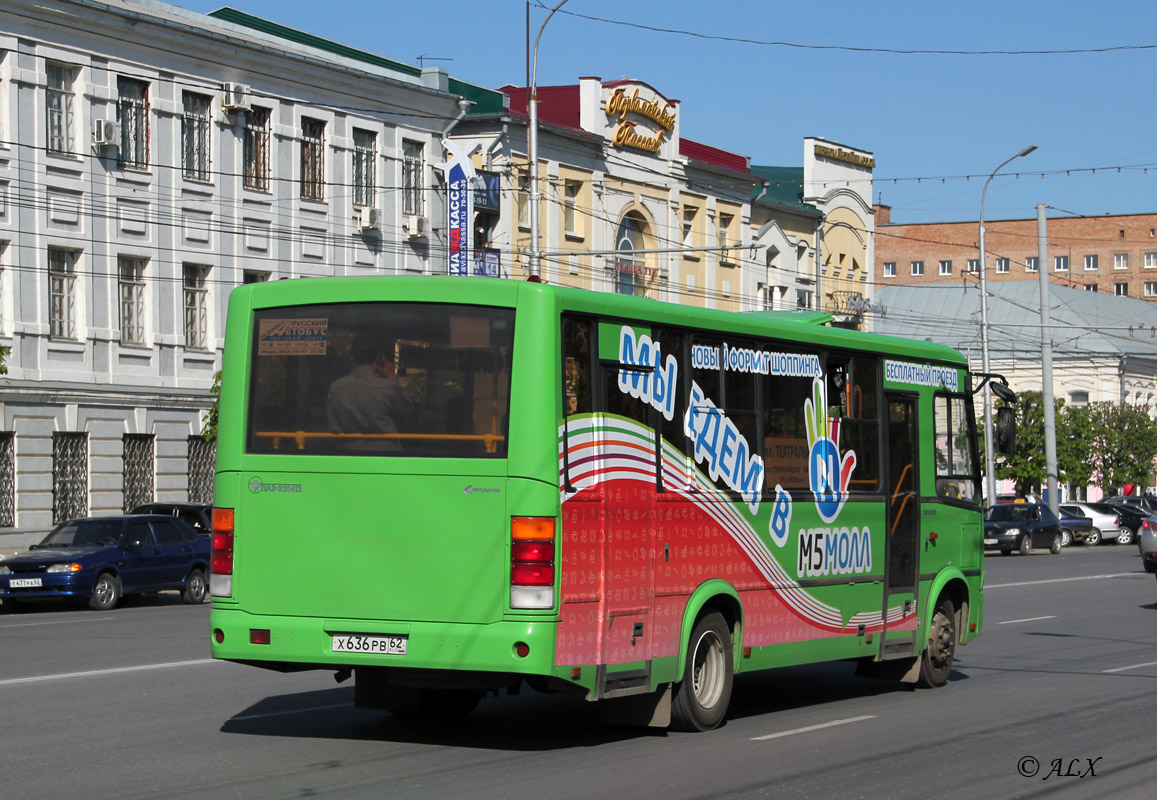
[
  {"x1": 997, "y1": 390, "x2": 1157, "y2": 495},
  {"x1": 0, "y1": 344, "x2": 9, "y2": 375},
  {"x1": 201, "y1": 370, "x2": 221, "y2": 442}
]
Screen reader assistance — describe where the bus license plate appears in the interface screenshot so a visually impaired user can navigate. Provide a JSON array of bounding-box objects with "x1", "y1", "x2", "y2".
[
  {"x1": 10, "y1": 578, "x2": 43, "y2": 588},
  {"x1": 332, "y1": 634, "x2": 407, "y2": 655}
]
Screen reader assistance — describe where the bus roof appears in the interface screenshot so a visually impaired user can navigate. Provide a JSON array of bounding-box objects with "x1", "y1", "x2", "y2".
[{"x1": 232, "y1": 276, "x2": 967, "y2": 367}]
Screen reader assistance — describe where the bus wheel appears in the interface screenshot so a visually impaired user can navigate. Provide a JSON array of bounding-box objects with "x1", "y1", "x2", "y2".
[
  {"x1": 916, "y1": 597, "x2": 956, "y2": 688},
  {"x1": 671, "y1": 611, "x2": 733, "y2": 731}
]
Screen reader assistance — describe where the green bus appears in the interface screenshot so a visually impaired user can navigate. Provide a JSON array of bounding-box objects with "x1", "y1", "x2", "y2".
[{"x1": 210, "y1": 276, "x2": 996, "y2": 731}]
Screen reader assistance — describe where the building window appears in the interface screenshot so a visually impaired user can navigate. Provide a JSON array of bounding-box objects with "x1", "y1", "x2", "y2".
[
  {"x1": 188, "y1": 436, "x2": 216, "y2": 504},
  {"x1": 615, "y1": 212, "x2": 647, "y2": 296},
  {"x1": 995, "y1": 258, "x2": 1009, "y2": 274},
  {"x1": 1055, "y1": 255, "x2": 1069, "y2": 272},
  {"x1": 48, "y1": 248, "x2": 78, "y2": 339},
  {"x1": 718, "y1": 213, "x2": 734, "y2": 263},
  {"x1": 0, "y1": 432, "x2": 14, "y2": 527},
  {"x1": 46, "y1": 63, "x2": 75, "y2": 154},
  {"x1": 563, "y1": 179, "x2": 580, "y2": 235},
  {"x1": 117, "y1": 77, "x2": 149, "y2": 169},
  {"x1": 1145, "y1": 281, "x2": 1157, "y2": 297},
  {"x1": 1146, "y1": 253, "x2": 1157, "y2": 269},
  {"x1": 122, "y1": 433, "x2": 154, "y2": 512},
  {"x1": 967, "y1": 259, "x2": 979, "y2": 273},
  {"x1": 910, "y1": 260, "x2": 924, "y2": 276},
  {"x1": 1115, "y1": 253, "x2": 1129, "y2": 270},
  {"x1": 242, "y1": 270, "x2": 269, "y2": 284},
  {"x1": 682, "y1": 206, "x2": 697, "y2": 248},
  {"x1": 938, "y1": 260, "x2": 952, "y2": 276},
  {"x1": 1084, "y1": 254, "x2": 1099, "y2": 270},
  {"x1": 516, "y1": 172, "x2": 529, "y2": 228},
  {"x1": 1069, "y1": 391, "x2": 1089, "y2": 407},
  {"x1": 52, "y1": 431, "x2": 88, "y2": 524},
  {"x1": 796, "y1": 289, "x2": 813, "y2": 309},
  {"x1": 181, "y1": 92, "x2": 211, "y2": 181},
  {"x1": 1116, "y1": 282, "x2": 1129, "y2": 297},
  {"x1": 118, "y1": 256, "x2": 146, "y2": 345},
  {"x1": 243, "y1": 108, "x2": 271, "y2": 191},
  {"x1": 1085, "y1": 284, "x2": 1098, "y2": 292},
  {"x1": 883, "y1": 262, "x2": 896, "y2": 278},
  {"x1": 300, "y1": 118, "x2": 325, "y2": 200},
  {"x1": 183, "y1": 264, "x2": 209, "y2": 349},
  {"x1": 402, "y1": 139, "x2": 424, "y2": 216},
  {"x1": 352, "y1": 129, "x2": 376, "y2": 208},
  {"x1": 1026, "y1": 256, "x2": 1038, "y2": 272}
]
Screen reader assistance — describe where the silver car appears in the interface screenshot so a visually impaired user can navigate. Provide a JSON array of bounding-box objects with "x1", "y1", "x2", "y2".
[
  {"x1": 1139, "y1": 516, "x2": 1157, "y2": 574},
  {"x1": 1060, "y1": 502, "x2": 1125, "y2": 546}
]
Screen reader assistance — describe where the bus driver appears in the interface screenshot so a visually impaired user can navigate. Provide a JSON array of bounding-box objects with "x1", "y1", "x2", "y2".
[{"x1": 326, "y1": 333, "x2": 415, "y2": 450}]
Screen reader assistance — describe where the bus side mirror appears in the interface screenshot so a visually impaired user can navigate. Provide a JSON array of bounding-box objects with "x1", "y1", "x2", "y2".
[{"x1": 995, "y1": 406, "x2": 1016, "y2": 457}]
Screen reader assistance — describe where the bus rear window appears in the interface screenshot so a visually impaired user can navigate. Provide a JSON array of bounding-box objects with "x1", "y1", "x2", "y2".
[{"x1": 247, "y1": 303, "x2": 514, "y2": 457}]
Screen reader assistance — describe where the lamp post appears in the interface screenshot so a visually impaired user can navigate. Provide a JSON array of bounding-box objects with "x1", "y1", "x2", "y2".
[
  {"x1": 527, "y1": 0, "x2": 569, "y2": 281},
  {"x1": 979, "y1": 144, "x2": 1037, "y2": 503}
]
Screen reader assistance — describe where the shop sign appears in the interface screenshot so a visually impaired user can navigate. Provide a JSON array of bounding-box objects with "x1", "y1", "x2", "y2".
[
  {"x1": 441, "y1": 140, "x2": 475, "y2": 276},
  {"x1": 604, "y1": 86, "x2": 676, "y2": 154}
]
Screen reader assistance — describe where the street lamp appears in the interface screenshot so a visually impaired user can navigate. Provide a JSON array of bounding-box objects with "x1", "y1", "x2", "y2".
[
  {"x1": 979, "y1": 144, "x2": 1037, "y2": 503},
  {"x1": 527, "y1": 0, "x2": 569, "y2": 281}
]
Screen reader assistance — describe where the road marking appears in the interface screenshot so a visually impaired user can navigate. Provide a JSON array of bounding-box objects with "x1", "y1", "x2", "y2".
[
  {"x1": 751, "y1": 715, "x2": 876, "y2": 741},
  {"x1": 988, "y1": 573, "x2": 1138, "y2": 589},
  {"x1": 1103, "y1": 660, "x2": 1157, "y2": 674},
  {"x1": 1, "y1": 616, "x2": 116, "y2": 628},
  {"x1": 231, "y1": 703, "x2": 351, "y2": 722},
  {"x1": 0, "y1": 658, "x2": 216, "y2": 687},
  {"x1": 997, "y1": 615, "x2": 1057, "y2": 625}
]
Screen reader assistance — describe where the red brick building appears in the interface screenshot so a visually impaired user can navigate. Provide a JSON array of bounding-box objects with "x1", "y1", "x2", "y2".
[{"x1": 874, "y1": 206, "x2": 1157, "y2": 301}]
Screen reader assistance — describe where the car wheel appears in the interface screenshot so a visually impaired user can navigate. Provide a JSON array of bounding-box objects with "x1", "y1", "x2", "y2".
[
  {"x1": 1085, "y1": 528, "x2": 1102, "y2": 546},
  {"x1": 1060, "y1": 529, "x2": 1073, "y2": 547},
  {"x1": 89, "y1": 572, "x2": 120, "y2": 611},
  {"x1": 1050, "y1": 534, "x2": 1062, "y2": 554},
  {"x1": 1116, "y1": 528, "x2": 1136, "y2": 546},
  {"x1": 671, "y1": 611, "x2": 734, "y2": 731},
  {"x1": 1144, "y1": 561, "x2": 1157, "y2": 574},
  {"x1": 181, "y1": 569, "x2": 207, "y2": 604},
  {"x1": 1018, "y1": 535, "x2": 1031, "y2": 555},
  {"x1": 1000, "y1": 549, "x2": 1012, "y2": 556},
  {"x1": 917, "y1": 596, "x2": 957, "y2": 688}
]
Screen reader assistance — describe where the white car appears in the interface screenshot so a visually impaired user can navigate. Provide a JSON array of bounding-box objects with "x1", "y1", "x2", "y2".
[{"x1": 1060, "y1": 502, "x2": 1125, "y2": 546}]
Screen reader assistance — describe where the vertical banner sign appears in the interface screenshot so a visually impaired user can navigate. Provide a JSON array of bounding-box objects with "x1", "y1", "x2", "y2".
[{"x1": 440, "y1": 140, "x2": 476, "y2": 276}]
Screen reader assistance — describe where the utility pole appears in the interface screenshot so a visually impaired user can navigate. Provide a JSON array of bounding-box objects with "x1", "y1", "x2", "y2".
[{"x1": 1038, "y1": 204, "x2": 1059, "y2": 512}]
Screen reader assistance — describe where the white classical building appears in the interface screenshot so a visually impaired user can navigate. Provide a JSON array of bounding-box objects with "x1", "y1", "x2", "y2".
[{"x1": 0, "y1": 0, "x2": 500, "y2": 535}]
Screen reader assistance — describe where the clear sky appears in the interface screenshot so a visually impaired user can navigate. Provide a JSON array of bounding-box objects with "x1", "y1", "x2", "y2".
[{"x1": 179, "y1": 0, "x2": 1157, "y2": 224}]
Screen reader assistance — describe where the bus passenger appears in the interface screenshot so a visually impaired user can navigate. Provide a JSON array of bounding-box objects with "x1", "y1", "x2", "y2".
[{"x1": 327, "y1": 333, "x2": 415, "y2": 450}]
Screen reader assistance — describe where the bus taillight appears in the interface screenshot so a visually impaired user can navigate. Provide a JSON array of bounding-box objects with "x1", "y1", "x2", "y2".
[
  {"x1": 210, "y1": 507, "x2": 235, "y2": 598},
  {"x1": 510, "y1": 516, "x2": 555, "y2": 610}
]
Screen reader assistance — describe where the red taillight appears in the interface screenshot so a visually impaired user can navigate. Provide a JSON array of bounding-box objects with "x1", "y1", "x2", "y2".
[
  {"x1": 511, "y1": 562, "x2": 555, "y2": 586},
  {"x1": 210, "y1": 508, "x2": 235, "y2": 597},
  {"x1": 249, "y1": 629, "x2": 271, "y2": 645},
  {"x1": 510, "y1": 516, "x2": 556, "y2": 609},
  {"x1": 211, "y1": 531, "x2": 234, "y2": 575}
]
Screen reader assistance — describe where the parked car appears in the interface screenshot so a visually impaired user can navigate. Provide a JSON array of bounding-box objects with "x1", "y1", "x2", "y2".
[
  {"x1": 130, "y1": 502, "x2": 212, "y2": 537},
  {"x1": 984, "y1": 503, "x2": 1063, "y2": 555},
  {"x1": 0, "y1": 515, "x2": 210, "y2": 611},
  {"x1": 1060, "y1": 502, "x2": 1128, "y2": 545},
  {"x1": 1102, "y1": 495, "x2": 1157, "y2": 517},
  {"x1": 1139, "y1": 516, "x2": 1157, "y2": 574},
  {"x1": 1057, "y1": 505, "x2": 1094, "y2": 547}
]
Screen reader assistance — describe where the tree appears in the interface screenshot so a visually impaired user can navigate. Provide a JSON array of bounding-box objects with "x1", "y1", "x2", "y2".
[
  {"x1": 997, "y1": 390, "x2": 1046, "y2": 497},
  {"x1": 1088, "y1": 402, "x2": 1157, "y2": 494},
  {"x1": 201, "y1": 370, "x2": 221, "y2": 442},
  {"x1": 1056, "y1": 401, "x2": 1095, "y2": 492},
  {"x1": 0, "y1": 344, "x2": 9, "y2": 375}
]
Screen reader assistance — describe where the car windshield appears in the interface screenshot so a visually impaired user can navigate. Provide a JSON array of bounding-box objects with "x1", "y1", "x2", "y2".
[
  {"x1": 985, "y1": 505, "x2": 1035, "y2": 523},
  {"x1": 41, "y1": 519, "x2": 122, "y2": 547}
]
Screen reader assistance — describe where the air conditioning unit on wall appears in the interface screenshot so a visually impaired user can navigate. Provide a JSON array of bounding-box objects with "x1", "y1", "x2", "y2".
[
  {"x1": 92, "y1": 118, "x2": 119, "y2": 148},
  {"x1": 222, "y1": 82, "x2": 251, "y2": 111},
  {"x1": 358, "y1": 207, "x2": 382, "y2": 231},
  {"x1": 403, "y1": 215, "x2": 429, "y2": 238}
]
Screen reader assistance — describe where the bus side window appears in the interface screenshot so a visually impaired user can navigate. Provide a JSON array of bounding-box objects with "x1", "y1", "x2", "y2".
[{"x1": 562, "y1": 317, "x2": 592, "y2": 417}]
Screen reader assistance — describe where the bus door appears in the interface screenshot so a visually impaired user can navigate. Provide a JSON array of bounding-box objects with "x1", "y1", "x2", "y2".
[
  {"x1": 880, "y1": 393, "x2": 920, "y2": 660},
  {"x1": 595, "y1": 334, "x2": 658, "y2": 697}
]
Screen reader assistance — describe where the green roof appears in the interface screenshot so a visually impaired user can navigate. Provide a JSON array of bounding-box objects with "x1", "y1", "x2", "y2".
[
  {"x1": 207, "y1": 8, "x2": 505, "y2": 116},
  {"x1": 750, "y1": 165, "x2": 819, "y2": 216}
]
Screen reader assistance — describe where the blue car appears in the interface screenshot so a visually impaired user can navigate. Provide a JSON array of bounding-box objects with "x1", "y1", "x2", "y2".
[{"x1": 0, "y1": 515, "x2": 210, "y2": 611}]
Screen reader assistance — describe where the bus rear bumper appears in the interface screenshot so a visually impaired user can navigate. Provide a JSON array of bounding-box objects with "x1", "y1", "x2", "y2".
[{"x1": 209, "y1": 606, "x2": 558, "y2": 677}]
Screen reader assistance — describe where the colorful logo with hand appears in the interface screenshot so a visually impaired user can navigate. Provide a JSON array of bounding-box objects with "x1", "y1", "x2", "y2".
[{"x1": 804, "y1": 377, "x2": 857, "y2": 523}]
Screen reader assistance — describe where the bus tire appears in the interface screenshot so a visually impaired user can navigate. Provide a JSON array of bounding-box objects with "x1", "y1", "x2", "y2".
[
  {"x1": 671, "y1": 611, "x2": 733, "y2": 732},
  {"x1": 916, "y1": 597, "x2": 956, "y2": 688}
]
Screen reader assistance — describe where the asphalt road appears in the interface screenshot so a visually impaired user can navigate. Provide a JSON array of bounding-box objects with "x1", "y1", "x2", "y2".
[{"x1": 2, "y1": 543, "x2": 1155, "y2": 800}]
